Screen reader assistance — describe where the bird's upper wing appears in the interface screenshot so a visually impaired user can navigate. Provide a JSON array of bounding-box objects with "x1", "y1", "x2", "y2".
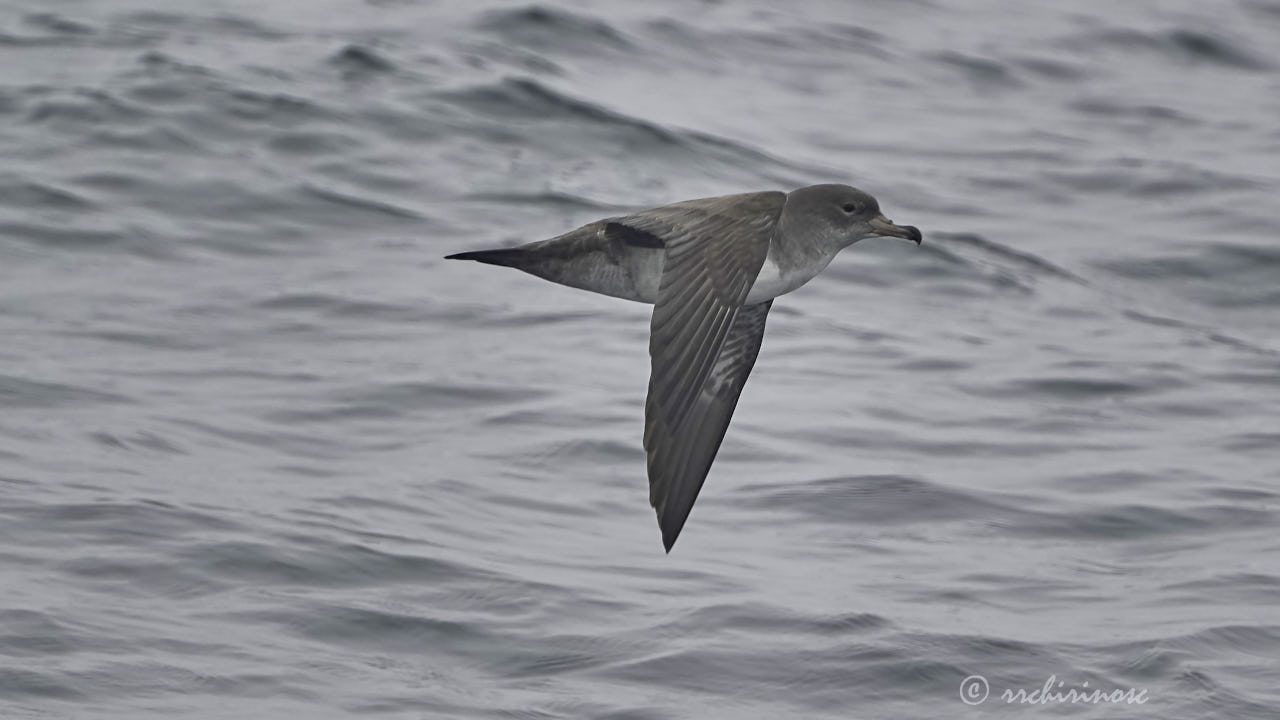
[
  {"x1": 613, "y1": 192, "x2": 783, "y2": 551},
  {"x1": 645, "y1": 299, "x2": 773, "y2": 551}
]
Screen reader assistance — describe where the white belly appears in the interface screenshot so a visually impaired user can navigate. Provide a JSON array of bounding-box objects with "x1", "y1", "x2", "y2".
[
  {"x1": 626, "y1": 246, "x2": 833, "y2": 305},
  {"x1": 744, "y1": 253, "x2": 831, "y2": 304}
]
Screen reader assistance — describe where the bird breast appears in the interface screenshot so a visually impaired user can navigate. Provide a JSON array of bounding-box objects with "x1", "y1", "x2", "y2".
[{"x1": 745, "y1": 251, "x2": 829, "y2": 304}]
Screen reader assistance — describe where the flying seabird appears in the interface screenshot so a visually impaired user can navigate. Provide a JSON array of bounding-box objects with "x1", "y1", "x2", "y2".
[{"x1": 446, "y1": 184, "x2": 922, "y2": 551}]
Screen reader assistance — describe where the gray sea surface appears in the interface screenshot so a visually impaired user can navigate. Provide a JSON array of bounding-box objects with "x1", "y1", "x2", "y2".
[{"x1": 2, "y1": 0, "x2": 1279, "y2": 718}]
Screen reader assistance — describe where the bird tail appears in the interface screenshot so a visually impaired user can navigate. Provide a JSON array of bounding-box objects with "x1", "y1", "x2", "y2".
[{"x1": 444, "y1": 248, "x2": 526, "y2": 268}]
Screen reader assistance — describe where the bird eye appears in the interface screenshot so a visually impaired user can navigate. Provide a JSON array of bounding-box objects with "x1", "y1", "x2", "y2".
[{"x1": 841, "y1": 203, "x2": 858, "y2": 213}]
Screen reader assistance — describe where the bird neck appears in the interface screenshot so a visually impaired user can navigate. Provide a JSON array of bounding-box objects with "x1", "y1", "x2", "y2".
[{"x1": 771, "y1": 215, "x2": 841, "y2": 276}]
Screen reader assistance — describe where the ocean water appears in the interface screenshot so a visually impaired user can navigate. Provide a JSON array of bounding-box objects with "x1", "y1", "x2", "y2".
[{"x1": 1, "y1": 0, "x2": 1279, "y2": 717}]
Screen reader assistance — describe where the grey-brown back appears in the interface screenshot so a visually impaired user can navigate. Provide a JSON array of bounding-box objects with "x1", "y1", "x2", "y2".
[{"x1": 448, "y1": 190, "x2": 786, "y2": 304}]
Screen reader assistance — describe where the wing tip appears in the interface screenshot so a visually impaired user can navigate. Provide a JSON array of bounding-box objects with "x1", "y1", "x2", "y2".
[
  {"x1": 658, "y1": 509, "x2": 685, "y2": 553},
  {"x1": 662, "y1": 526, "x2": 678, "y2": 553}
]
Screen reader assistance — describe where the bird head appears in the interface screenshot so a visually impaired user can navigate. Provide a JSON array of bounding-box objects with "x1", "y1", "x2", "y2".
[{"x1": 784, "y1": 184, "x2": 922, "y2": 251}]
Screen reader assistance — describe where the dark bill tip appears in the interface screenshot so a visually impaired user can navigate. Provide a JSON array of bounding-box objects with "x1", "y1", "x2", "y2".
[{"x1": 869, "y1": 215, "x2": 922, "y2": 245}]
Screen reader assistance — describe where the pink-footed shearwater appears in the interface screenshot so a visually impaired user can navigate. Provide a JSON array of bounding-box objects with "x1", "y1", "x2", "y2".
[{"x1": 447, "y1": 184, "x2": 922, "y2": 551}]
